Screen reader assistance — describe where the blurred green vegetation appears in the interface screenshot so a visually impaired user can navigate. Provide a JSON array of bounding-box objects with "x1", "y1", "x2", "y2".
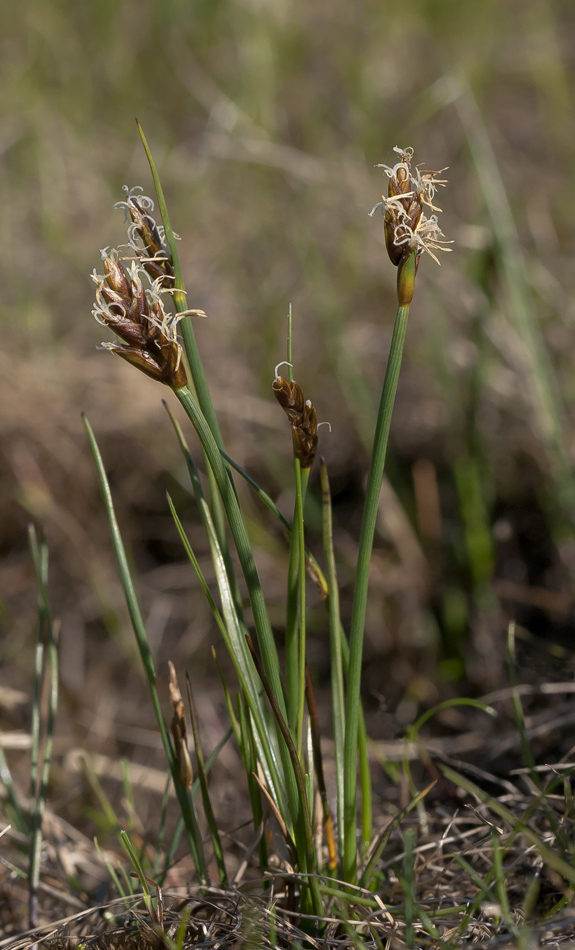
[{"x1": 2, "y1": 0, "x2": 575, "y2": 753}]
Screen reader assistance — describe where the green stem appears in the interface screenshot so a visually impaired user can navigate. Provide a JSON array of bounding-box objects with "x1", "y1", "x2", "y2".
[
  {"x1": 285, "y1": 519, "x2": 300, "y2": 736},
  {"x1": 320, "y1": 460, "x2": 346, "y2": 866},
  {"x1": 295, "y1": 462, "x2": 309, "y2": 754},
  {"x1": 342, "y1": 301, "x2": 410, "y2": 883}
]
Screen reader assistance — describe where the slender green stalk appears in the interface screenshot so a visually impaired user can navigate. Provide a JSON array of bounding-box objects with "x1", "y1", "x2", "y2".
[
  {"x1": 285, "y1": 516, "x2": 301, "y2": 735},
  {"x1": 320, "y1": 460, "x2": 345, "y2": 863},
  {"x1": 295, "y1": 462, "x2": 309, "y2": 754},
  {"x1": 28, "y1": 637, "x2": 43, "y2": 930},
  {"x1": 27, "y1": 527, "x2": 59, "y2": 931},
  {"x1": 343, "y1": 301, "x2": 410, "y2": 882},
  {"x1": 284, "y1": 305, "x2": 304, "y2": 740}
]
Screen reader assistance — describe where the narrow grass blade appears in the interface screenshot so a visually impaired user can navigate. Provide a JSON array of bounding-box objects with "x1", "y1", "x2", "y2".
[
  {"x1": 320, "y1": 459, "x2": 346, "y2": 861},
  {"x1": 82, "y1": 414, "x2": 207, "y2": 883},
  {"x1": 94, "y1": 837, "x2": 130, "y2": 905},
  {"x1": 27, "y1": 526, "x2": 59, "y2": 931},
  {"x1": 305, "y1": 668, "x2": 337, "y2": 873},
  {"x1": 173, "y1": 904, "x2": 191, "y2": 950},
  {"x1": 403, "y1": 699, "x2": 496, "y2": 799},
  {"x1": 492, "y1": 829, "x2": 518, "y2": 937},
  {"x1": 410, "y1": 697, "x2": 496, "y2": 737},
  {"x1": 507, "y1": 621, "x2": 537, "y2": 781},
  {"x1": 119, "y1": 830, "x2": 157, "y2": 925},
  {"x1": 185, "y1": 672, "x2": 228, "y2": 886}
]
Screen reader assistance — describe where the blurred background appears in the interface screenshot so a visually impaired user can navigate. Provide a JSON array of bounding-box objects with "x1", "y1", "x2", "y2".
[{"x1": 2, "y1": 0, "x2": 575, "y2": 869}]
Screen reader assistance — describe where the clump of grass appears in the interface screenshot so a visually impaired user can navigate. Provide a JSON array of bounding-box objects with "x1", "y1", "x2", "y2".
[
  {"x1": 5, "y1": 126, "x2": 575, "y2": 949},
  {"x1": 84, "y1": 130, "x2": 453, "y2": 913}
]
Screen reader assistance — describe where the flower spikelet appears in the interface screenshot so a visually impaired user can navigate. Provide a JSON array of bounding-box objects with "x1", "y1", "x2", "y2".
[
  {"x1": 168, "y1": 662, "x2": 193, "y2": 790},
  {"x1": 273, "y1": 372, "x2": 318, "y2": 470},
  {"x1": 369, "y1": 147, "x2": 452, "y2": 304},
  {"x1": 91, "y1": 187, "x2": 206, "y2": 389}
]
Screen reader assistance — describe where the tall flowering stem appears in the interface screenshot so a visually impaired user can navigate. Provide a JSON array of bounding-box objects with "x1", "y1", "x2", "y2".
[{"x1": 343, "y1": 148, "x2": 451, "y2": 882}]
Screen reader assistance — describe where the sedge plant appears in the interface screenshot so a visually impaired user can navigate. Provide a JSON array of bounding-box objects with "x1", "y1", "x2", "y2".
[{"x1": 85, "y1": 129, "x2": 452, "y2": 915}]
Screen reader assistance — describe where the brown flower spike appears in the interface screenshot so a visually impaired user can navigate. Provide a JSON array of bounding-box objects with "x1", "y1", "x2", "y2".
[
  {"x1": 168, "y1": 661, "x2": 194, "y2": 790},
  {"x1": 91, "y1": 187, "x2": 205, "y2": 389},
  {"x1": 273, "y1": 368, "x2": 318, "y2": 470},
  {"x1": 369, "y1": 147, "x2": 452, "y2": 304}
]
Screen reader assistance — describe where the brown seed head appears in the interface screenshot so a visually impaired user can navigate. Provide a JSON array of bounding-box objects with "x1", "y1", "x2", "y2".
[
  {"x1": 91, "y1": 190, "x2": 194, "y2": 390},
  {"x1": 92, "y1": 255, "x2": 187, "y2": 388},
  {"x1": 168, "y1": 662, "x2": 193, "y2": 790},
  {"x1": 114, "y1": 186, "x2": 175, "y2": 287},
  {"x1": 293, "y1": 400, "x2": 318, "y2": 469},
  {"x1": 273, "y1": 373, "x2": 319, "y2": 469},
  {"x1": 370, "y1": 146, "x2": 452, "y2": 302},
  {"x1": 272, "y1": 375, "x2": 305, "y2": 426}
]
